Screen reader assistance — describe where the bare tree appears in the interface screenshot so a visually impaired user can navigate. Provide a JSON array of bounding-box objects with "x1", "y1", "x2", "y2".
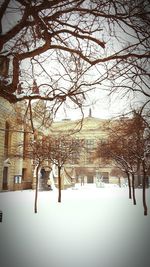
[
  {"x1": 22, "y1": 133, "x2": 49, "y2": 213},
  {"x1": 96, "y1": 111, "x2": 150, "y2": 215},
  {"x1": 118, "y1": 110, "x2": 150, "y2": 215},
  {"x1": 96, "y1": 134, "x2": 137, "y2": 205},
  {"x1": 45, "y1": 135, "x2": 82, "y2": 202}
]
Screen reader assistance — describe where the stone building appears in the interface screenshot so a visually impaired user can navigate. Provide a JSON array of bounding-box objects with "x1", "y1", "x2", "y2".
[
  {"x1": 0, "y1": 98, "x2": 121, "y2": 192},
  {"x1": 0, "y1": 97, "x2": 33, "y2": 191},
  {"x1": 48, "y1": 111, "x2": 117, "y2": 186}
]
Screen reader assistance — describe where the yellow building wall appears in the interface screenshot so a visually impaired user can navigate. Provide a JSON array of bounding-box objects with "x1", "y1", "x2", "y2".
[
  {"x1": 0, "y1": 97, "x2": 33, "y2": 191},
  {"x1": 49, "y1": 116, "x2": 115, "y2": 184}
]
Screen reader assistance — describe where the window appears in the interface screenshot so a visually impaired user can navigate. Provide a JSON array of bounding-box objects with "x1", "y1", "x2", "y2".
[
  {"x1": 70, "y1": 151, "x2": 79, "y2": 164},
  {"x1": 4, "y1": 122, "x2": 10, "y2": 157},
  {"x1": 86, "y1": 139, "x2": 95, "y2": 151},
  {"x1": 84, "y1": 139, "x2": 95, "y2": 164},
  {"x1": 86, "y1": 151, "x2": 94, "y2": 164},
  {"x1": 14, "y1": 175, "x2": 22, "y2": 184}
]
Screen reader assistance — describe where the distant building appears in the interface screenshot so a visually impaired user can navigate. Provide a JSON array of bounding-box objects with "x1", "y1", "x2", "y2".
[{"x1": 48, "y1": 112, "x2": 116, "y2": 186}]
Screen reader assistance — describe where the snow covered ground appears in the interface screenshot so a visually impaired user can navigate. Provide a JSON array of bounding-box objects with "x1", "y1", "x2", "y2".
[{"x1": 0, "y1": 185, "x2": 150, "y2": 267}]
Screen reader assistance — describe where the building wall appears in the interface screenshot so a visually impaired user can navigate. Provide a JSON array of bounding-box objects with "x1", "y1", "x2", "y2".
[
  {"x1": 0, "y1": 99, "x2": 126, "y2": 191},
  {"x1": 0, "y1": 97, "x2": 33, "y2": 191}
]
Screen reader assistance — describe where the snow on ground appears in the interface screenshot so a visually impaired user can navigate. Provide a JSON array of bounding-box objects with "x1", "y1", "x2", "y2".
[{"x1": 0, "y1": 185, "x2": 150, "y2": 267}]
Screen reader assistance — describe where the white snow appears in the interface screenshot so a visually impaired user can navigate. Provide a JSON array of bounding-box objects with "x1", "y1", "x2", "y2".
[{"x1": 0, "y1": 185, "x2": 150, "y2": 267}]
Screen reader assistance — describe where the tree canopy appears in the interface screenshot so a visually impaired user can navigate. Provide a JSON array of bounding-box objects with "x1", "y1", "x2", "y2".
[{"x1": 0, "y1": 0, "x2": 149, "y2": 116}]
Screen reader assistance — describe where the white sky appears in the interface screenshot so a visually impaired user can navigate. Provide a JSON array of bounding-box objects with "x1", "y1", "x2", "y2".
[{"x1": 54, "y1": 88, "x2": 146, "y2": 121}]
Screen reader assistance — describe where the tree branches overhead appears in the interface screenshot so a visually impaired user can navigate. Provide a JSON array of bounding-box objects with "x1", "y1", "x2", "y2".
[{"x1": 0, "y1": 0, "x2": 149, "y2": 113}]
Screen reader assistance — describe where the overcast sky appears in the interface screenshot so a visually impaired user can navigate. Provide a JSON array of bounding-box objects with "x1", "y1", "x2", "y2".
[{"x1": 54, "y1": 88, "x2": 146, "y2": 121}]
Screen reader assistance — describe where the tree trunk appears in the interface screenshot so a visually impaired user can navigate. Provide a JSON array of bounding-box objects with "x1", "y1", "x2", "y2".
[
  {"x1": 126, "y1": 171, "x2": 132, "y2": 199},
  {"x1": 34, "y1": 163, "x2": 40, "y2": 213},
  {"x1": 137, "y1": 159, "x2": 141, "y2": 187},
  {"x1": 142, "y1": 162, "x2": 148, "y2": 216},
  {"x1": 131, "y1": 173, "x2": 136, "y2": 205},
  {"x1": 58, "y1": 166, "x2": 61, "y2": 203},
  {"x1": 118, "y1": 177, "x2": 121, "y2": 187}
]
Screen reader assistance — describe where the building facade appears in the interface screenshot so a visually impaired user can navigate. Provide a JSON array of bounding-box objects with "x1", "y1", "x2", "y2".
[
  {"x1": 0, "y1": 99, "x2": 123, "y2": 192},
  {"x1": 0, "y1": 97, "x2": 33, "y2": 191},
  {"x1": 48, "y1": 113, "x2": 119, "y2": 186}
]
